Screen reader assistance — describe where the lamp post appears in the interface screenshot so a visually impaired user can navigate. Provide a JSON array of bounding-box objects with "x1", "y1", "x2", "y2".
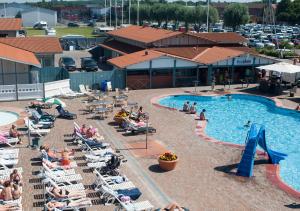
[{"x1": 144, "y1": 112, "x2": 149, "y2": 149}]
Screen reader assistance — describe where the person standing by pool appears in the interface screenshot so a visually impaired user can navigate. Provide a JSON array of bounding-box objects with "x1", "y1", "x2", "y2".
[
  {"x1": 295, "y1": 104, "x2": 300, "y2": 111},
  {"x1": 199, "y1": 109, "x2": 207, "y2": 121},
  {"x1": 189, "y1": 102, "x2": 197, "y2": 114},
  {"x1": 182, "y1": 101, "x2": 190, "y2": 112},
  {"x1": 9, "y1": 125, "x2": 22, "y2": 144},
  {"x1": 244, "y1": 120, "x2": 251, "y2": 128}
]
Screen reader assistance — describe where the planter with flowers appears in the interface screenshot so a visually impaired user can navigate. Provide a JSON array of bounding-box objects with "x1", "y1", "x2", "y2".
[{"x1": 158, "y1": 152, "x2": 178, "y2": 171}]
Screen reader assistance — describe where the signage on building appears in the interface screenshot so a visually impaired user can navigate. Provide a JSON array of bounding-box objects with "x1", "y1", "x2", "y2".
[{"x1": 234, "y1": 57, "x2": 253, "y2": 66}]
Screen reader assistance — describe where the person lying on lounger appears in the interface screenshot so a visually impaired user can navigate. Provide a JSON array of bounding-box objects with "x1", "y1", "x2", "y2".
[
  {"x1": 0, "y1": 181, "x2": 13, "y2": 201},
  {"x1": 0, "y1": 204, "x2": 21, "y2": 211},
  {"x1": 49, "y1": 186, "x2": 85, "y2": 199},
  {"x1": 182, "y1": 101, "x2": 190, "y2": 112},
  {"x1": 156, "y1": 202, "x2": 189, "y2": 211},
  {"x1": 46, "y1": 198, "x2": 91, "y2": 210}
]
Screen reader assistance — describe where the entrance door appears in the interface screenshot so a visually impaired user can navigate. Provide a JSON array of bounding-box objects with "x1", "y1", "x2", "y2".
[{"x1": 152, "y1": 70, "x2": 172, "y2": 88}]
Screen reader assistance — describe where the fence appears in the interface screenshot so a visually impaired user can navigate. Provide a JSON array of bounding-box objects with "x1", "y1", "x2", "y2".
[
  {"x1": 60, "y1": 37, "x2": 106, "y2": 51},
  {"x1": 31, "y1": 67, "x2": 69, "y2": 83},
  {"x1": 0, "y1": 79, "x2": 71, "y2": 101},
  {"x1": 69, "y1": 70, "x2": 125, "y2": 91}
]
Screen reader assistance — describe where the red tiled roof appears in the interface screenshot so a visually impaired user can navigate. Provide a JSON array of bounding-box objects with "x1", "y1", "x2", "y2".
[
  {"x1": 108, "y1": 50, "x2": 165, "y2": 69},
  {"x1": 0, "y1": 37, "x2": 63, "y2": 54},
  {"x1": 188, "y1": 32, "x2": 246, "y2": 44},
  {"x1": 107, "y1": 25, "x2": 182, "y2": 44},
  {"x1": 99, "y1": 40, "x2": 144, "y2": 55},
  {"x1": 0, "y1": 43, "x2": 40, "y2": 67},
  {"x1": 0, "y1": 18, "x2": 22, "y2": 31},
  {"x1": 154, "y1": 47, "x2": 208, "y2": 59},
  {"x1": 193, "y1": 46, "x2": 245, "y2": 64}
]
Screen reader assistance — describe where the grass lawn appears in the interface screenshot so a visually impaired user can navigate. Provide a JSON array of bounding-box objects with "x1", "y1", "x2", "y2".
[{"x1": 26, "y1": 27, "x2": 96, "y2": 38}]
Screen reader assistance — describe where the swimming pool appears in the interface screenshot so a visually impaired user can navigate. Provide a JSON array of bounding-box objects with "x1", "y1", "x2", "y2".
[
  {"x1": 158, "y1": 94, "x2": 300, "y2": 191},
  {"x1": 0, "y1": 111, "x2": 19, "y2": 126}
]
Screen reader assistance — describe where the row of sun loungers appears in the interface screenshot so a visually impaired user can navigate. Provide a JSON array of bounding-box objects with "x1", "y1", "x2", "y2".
[
  {"x1": 0, "y1": 148, "x2": 23, "y2": 210},
  {"x1": 73, "y1": 122, "x2": 154, "y2": 210}
]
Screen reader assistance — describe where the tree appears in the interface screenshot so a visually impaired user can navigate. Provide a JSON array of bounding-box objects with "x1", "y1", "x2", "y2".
[{"x1": 223, "y1": 3, "x2": 249, "y2": 31}]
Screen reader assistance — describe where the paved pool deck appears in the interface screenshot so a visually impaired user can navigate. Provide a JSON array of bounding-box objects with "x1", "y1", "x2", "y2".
[{"x1": 0, "y1": 84, "x2": 299, "y2": 210}]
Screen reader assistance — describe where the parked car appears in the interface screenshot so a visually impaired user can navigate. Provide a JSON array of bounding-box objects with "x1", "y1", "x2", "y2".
[
  {"x1": 81, "y1": 58, "x2": 98, "y2": 72},
  {"x1": 68, "y1": 22, "x2": 79, "y2": 27},
  {"x1": 59, "y1": 57, "x2": 76, "y2": 71},
  {"x1": 33, "y1": 21, "x2": 48, "y2": 30}
]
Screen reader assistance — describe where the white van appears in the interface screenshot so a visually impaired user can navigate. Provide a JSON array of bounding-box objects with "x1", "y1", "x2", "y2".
[
  {"x1": 33, "y1": 21, "x2": 48, "y2": 30},
  {"x1": 92, "y1": 26, "x2": 115, "y2": 35}
]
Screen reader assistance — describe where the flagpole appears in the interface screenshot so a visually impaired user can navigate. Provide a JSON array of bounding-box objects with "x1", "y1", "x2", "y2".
[
  {"x1": 206, "y1": 0, "x2": 210, "y2": 32},
  {"x1": 115, "y1": 0, "x2": 117, "y2": 29},
  {"x1": 121, "y1": 0, "x2": 124, "y2": 25},
  {"x1": 105, "y1": 0, "x2": 107, "y2": 26},
  {"x1": 137, "y1": 0, "x2": 140, "y2": 26},
  {"x1": 110, "y1": 0, "x2": 112, "y2": 27},
  {"x1": 129, "y1": 0, "x2": 131, "y2": 24}
]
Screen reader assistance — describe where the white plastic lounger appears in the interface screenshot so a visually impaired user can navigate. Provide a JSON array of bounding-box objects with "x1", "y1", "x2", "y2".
[
  {"x1": 84, "y1": 154, "x2": 111, "y2": 162},
  {"x1": 0, "y1": 158, "x2": 18, "y2": 166},
  {"x1": 43, "y1": 159, "x2": 77, "y2": 169},
  {"x1": 79, "y1": 84, "x2": 92, "y2": 96},
  {"x1": 0, "y1": 148, "x2": 19, "y2": 155},
  {"x1": 45, "y1": 187, "x2": 86, "y2": 200},
  {"x1": 24, "y1": 118, "x2": 50, "y2": 136},
  {"x1": 44, "y1": 197, "x2": 92, "y2": 211},
  {"x1": 44, "y1": 178, "x2": 85, "y2": 191},
  {"x1": 87, "y1": 161, "x2": 106, "y2": 169},
  {"x1": 60, "y1": 88, "x2": 77, "y2": 99},
  {"x1": 0, "y1": 167, "x2": 23, "y2": 176},
  {"x1": 44, "y1": 171, "x2": 83, "y2": 183},
  {"x1": 42, "y1": 163, "x2": 76, "y2": 176},
  {"x1": 83, "y1": 146, "x2": 114, "y2": 156}
]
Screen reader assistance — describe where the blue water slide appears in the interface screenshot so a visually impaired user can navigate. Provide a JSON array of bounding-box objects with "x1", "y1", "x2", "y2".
[
  {"x1": 237, "y1": 124, "x2": 259, "y2": 177},
  {"x1": 257, "y1": 126, "x2": 287, "y2": 164}
]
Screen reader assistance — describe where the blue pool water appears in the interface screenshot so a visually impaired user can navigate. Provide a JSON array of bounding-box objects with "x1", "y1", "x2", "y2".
[
  {"x1": 159, "y1": 94, "x2": 300, "y2": 191},
  {"x1": 0, "y1": 111, "x2": 19, "y2": 126}
]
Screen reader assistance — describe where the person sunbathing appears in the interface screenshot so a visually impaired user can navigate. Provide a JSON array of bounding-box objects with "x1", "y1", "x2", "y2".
[
  {"x1": 10, "y1": 169, "x2": 22, "y2": 186},
  {"x1": 46, "y1": 198, "x2": 91, "y2": 210},
  {"x1": 80, "y1": 124, "x2": 87, "y2": 135},
  {"x1": 9, "y1": 125, "x2": 22, "y2": 144},
  {"x1": 157, "y1": 202, "x2": 189, "y2": 211},
  {"x1": 0, "y1": 181, "x2": 13, "y2": 201},
  {"x1": 43, "y1": 159, "x2": 72, "y2": 170},
  {"x1": 60, "y1": 149, "x2": 71, "y2": 166},
  {"x1": 11, "y1": 184, "x2": 21, "y2": 200},
  {"x1": 0, "y1": 204, "x2": 20, "y2": 211},
  {"x1": 49, "y1": 186, "x2": 85, "y2": 199}
]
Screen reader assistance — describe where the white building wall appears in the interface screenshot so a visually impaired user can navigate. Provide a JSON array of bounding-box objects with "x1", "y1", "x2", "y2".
[{"x1": 22, "y1": 9, "x2": 57, "y2": 27}]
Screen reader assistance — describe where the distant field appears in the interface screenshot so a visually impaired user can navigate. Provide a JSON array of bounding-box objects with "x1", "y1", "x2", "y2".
[{"x1": 26, "y1": 27, "x2": 96, "y2": 38}]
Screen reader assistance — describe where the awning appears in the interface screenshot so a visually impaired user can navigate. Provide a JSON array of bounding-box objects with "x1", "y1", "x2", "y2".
[{"x1": 257, "y1": 62, "x2": 300, "y2": 82}]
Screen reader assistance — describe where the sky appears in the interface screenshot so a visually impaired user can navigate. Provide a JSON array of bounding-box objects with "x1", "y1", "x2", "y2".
[{"x1": 1, "y1": 0, "x2": 260, "y2": 3}]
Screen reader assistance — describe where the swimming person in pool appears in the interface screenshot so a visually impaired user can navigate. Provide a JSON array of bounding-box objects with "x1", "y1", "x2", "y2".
[
  {"x1": 182, "y1": 101, "x2": 190, "y2": 112},
  {"x1": 244, "y1": 121, "x2": 251, "y2": 128},
  {"x1": 227, "y1": 94, "x2": 232, "y2": 101}
]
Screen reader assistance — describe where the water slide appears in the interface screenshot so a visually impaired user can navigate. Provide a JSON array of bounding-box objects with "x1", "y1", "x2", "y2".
[
  {"x1": 257, "y1": 125, "x2": 287, "y2": 165},
  {"x1": 236, "y1": 124, "x2": 259, "y2": 177},
  {"x1": 237, "y1": 124, "x2": 287, "y2": 177}
]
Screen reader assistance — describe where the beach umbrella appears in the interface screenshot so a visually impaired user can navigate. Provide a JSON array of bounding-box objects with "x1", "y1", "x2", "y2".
[{"x1": 43, "y1": 98, "x2": 66, "y2": 107}]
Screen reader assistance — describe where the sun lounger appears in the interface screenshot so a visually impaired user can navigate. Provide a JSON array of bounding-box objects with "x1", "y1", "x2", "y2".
[
  {"x1": 79, "y1": 84, "x2": 92, "y2": 96},
  {"x1": 0, "y1": 135, "x2": 18, "y2": 147},
  {"x1": 56, "y1": 106, "x2": 77, "y2": 120},
  {"x1": 0, "y1": 167, "x2": 23, "y2": 176},
  {"x1": 59, "y1": 88, "x2": 77, "y2": 99},
  {"x1": 0, "y1": 158, "x2": 18, "y2": 166},
  {"x1": 24, "y1": 118, "x2": 51, "y2": 136},
  {"x1": 44, "y1": 197, "x2": 92, "y2": 211},
  {"x1": 43, "y1": 177, "x2": 85, "y2": 191},
  {"x1": 41, "y1": 163, "x2": 76, "y2": 176},
  {"x1": 44, "y1": 171, "x2": 83, "y2": 183},
  {"x1": 45, "y1": 187, "x2": 86, "y2": 201}
]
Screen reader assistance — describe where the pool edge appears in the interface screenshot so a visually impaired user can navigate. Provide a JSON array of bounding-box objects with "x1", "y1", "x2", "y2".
[{"x1": 151, "y1": 92, "x2": 300, "y2": 200}]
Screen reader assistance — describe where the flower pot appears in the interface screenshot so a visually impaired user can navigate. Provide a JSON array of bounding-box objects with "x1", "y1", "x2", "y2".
[{"x1": 158, "y1": 158, "x2": 178, "y2": 171}]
